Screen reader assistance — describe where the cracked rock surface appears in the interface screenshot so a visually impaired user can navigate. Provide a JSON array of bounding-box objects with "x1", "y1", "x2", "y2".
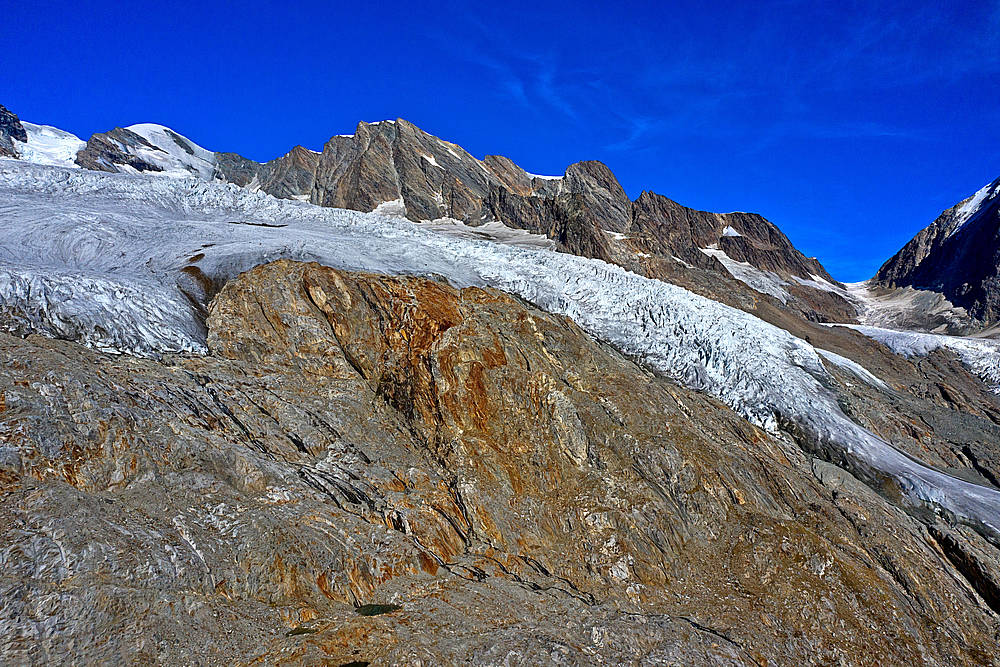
[{"x1": 2, "y1": 260, "x2": 999, "y2": 665}]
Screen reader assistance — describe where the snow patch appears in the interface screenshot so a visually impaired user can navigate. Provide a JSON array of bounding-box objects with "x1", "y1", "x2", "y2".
[
  {"x1": 816, "y1": 348, "x2": 889, "y2": 391},
  {"x1": 789, "y1": 274, "x2": 849, "y2": 297},
  {"x1": 721, "y1": 225, "x2": 742, "y2": 237},
  {"x1": 700, "y1": 247, "x2": 790, "y2": 303},
  {"x1": 12, "y1": 122, "x2": 85, "y2": 168}
]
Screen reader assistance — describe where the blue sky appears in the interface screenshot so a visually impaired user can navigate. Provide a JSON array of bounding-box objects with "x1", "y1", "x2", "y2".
[{"x1": 3, "y1": 0, "x2": 998, "y2": 280}]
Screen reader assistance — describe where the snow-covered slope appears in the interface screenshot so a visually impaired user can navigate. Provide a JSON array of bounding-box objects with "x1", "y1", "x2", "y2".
[
  {"x1": 3, "y1": 160, "x2": 1000, "y2": 543},
  {"x1": 119, "y1": 123, "x2": 217, "y2": 178},
  {"x1": 11, "y1": 122, "x2": 85, "y2": 168},
  {"x1": 700, "y1": 245, "x2": 791, "y2": 303},
  {"x1": 4, "y1": 120, "x2": 215, "y2": 178},
  {"x1": 947, "y1": 177, "x2": 1000, "y2": 238}
]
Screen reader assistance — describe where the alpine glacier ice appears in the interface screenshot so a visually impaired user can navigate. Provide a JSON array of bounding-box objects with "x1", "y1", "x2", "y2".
[
  {"x1": 3, "y1": 160, "x2": 1000, "y2": 542},
  {"x1": 11, "y1": 122, "x2": 86, "y2": 168},
  {"x1": 832, "y1": 323, "x2": 1000, "y2": 391}
]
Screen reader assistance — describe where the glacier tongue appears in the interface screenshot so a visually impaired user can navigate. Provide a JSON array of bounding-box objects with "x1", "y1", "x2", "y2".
[
  {"x1": 3, "y1": 160, "x2": 1000, "y2": 541},
  {"x1": 832, "y1": 323, "x2": 1000, "y2": 392}
]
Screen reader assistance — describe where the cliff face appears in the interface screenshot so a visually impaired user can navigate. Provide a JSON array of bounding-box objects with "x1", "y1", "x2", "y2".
[
  {"x1": 213, "y1": 145, "x2": 319, "y2": 198},
  {"x1": 309, "y1": 119, "x2": 835, "y2": 280},
  {"x1": 3, "y1": 260, "x2": 999, "y2": 665},
  {"x1": 0, "y1": 104, "x2": 27, "y2": 158},
  {"x1": 875, "y1": 177, "x2": 1000, "y2": 326}
]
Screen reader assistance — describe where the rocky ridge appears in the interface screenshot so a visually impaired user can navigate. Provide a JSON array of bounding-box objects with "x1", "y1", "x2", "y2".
[
  {"x1": 875, "y1": 176, "x2": 1000, "y2": 329},
  {"x1": 4, "y1": 102, "x2": 855, "y2": 324},
  {"x1": 306, "y1": 119, "x2": 845, "y2": 320},
  {"x1": 0, "y1": 104, "x2": 27, "y2": 159}
]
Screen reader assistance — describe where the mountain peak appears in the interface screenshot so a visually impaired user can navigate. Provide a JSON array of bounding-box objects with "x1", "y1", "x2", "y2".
[{"x1": 875, "y1": 174, "x2": 1000, "y2": 326}]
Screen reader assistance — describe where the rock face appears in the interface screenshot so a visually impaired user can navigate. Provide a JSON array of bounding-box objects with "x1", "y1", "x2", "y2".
[
  {"x1": 630, "y1": 190, "x2": 834, "y2": 280},
  {"x1": 253, "y1": 145, "x2": 320, "y2": 199},
  {"x1": 3, "y1": 259, "x2": 1000, "y2": 665},
  {"x1": 3, "y1": 101, "x2": 855, "y2": 321},
  {"x1": 74, "y1": 127, "x2": 165, "y2": 172},
  {"x1": 875, "y1": 177, "x2": 1000, "y2": 327},
  {"x1": 213, "y1": 145, "x2": 319, "y2": 199},
  {"x1": 308, "y1": 119, "x2": 837, "y2": 291},
  {"x1": 0, "y1": 104, "x2": 27, "y2": 158}
]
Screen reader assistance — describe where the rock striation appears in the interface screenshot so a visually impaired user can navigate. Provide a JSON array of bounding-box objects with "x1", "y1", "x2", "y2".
[{"x1": 3, "y1": 260, "x2": 1000, "y2": 664}]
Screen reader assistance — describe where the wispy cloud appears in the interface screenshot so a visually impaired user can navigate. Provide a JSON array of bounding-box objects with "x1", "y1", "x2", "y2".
[{"x1": 424, "y1": 1, "x2": 997, "y2": 158}]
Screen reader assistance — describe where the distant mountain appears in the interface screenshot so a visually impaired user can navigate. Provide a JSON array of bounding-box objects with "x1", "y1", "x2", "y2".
[
  {"x1": 875, "y1": 177, "x2": 1000, "y2": 327},
  {"x1": 308, "y1": 119, "x2": 837, "y2": 285},
  {"x1": 2, "y1": 103, "x2": 853, "y2": 322}
]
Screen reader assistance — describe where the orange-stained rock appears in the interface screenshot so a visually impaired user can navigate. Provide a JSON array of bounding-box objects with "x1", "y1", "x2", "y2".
[{"x1": 1, "y1": 260, "x2": 999, "y2": 665}]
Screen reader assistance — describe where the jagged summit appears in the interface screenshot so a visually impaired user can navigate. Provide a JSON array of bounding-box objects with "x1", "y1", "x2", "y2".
[
  {"x1": 2, "y1": 102, "x2": 852, "y2": 321},
  {"x1": 874, "y1": 175, "x2": 1000, "y2": 328}
]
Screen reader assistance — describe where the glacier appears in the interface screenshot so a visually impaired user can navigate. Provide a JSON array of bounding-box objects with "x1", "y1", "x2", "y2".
[
  {"x1": 13, "y1": 122, "x2": 86, "y2": 168},
  {"x1": 832, "y1": 323, "x2": 1000, "y2": 392},
  {"x1": 3, "y1": 159, "x2": 1000, "y2": 543}
]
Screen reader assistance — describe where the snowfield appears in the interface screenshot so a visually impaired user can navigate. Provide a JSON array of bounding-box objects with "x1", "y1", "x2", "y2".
[
  {"x1": 13, "y1": 122, "x2": 86, "y2": 168},
  {"x1": 3, "y1": 160, "x2": 1000, "y2": 542},
  {"x1": 700, "y1": 245, "x2": 791, "y2": 303},
  {"x1": 119, "y1": 123, "x2": 218, "y2": 178}
]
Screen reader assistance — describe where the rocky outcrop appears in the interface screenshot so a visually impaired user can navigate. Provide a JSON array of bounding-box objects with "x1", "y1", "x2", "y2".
[
  {"x1": 0, "y1": 104, "x2": 27, "y2": 158},
  {"x1": 875, "y1": 177, "x2": 1000, "y2": 327},
  {"x1": 74, "y1": 127, "x2": 164, "y2": 172},
  {"x1": 256, "y1": 145, "x2": 319, "y2": 199},
  {"x1": 3, "y1": 259, "x2": 1000, "y2": 664},
  {"x1": 213, "y1": 145, "x2": 319, "y2": 199},
  {"x1": 212, "y1": 150, "x2": 260, "y2": 186},
  {"x1": 307, "y1": 118, "x2": 849, "y2": 322}
]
